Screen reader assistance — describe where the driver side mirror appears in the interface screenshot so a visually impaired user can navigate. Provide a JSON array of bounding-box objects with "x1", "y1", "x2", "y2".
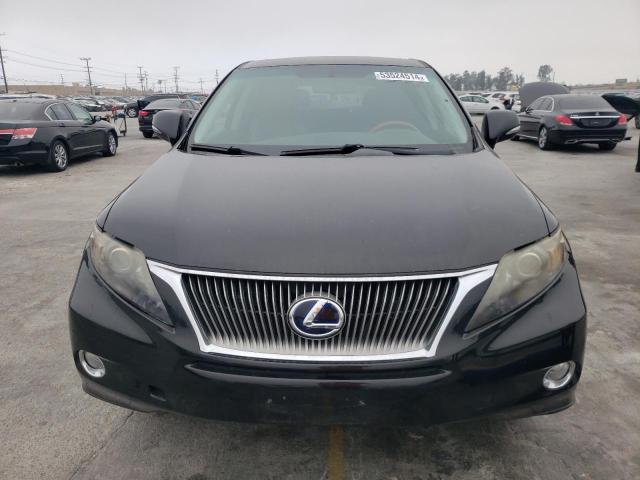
[
  {"x1": 152, "y1": 109, "x2": 194, "y2": 145},
  {"x1": 92, "y1": 115, "x2": 102, "y2": 122},
  {"x1": 524, "y1": 106, "x2": 533, "y2": 114},
  {"x1": 481, "y1": 110, "x2": 520, "y2": 149}
]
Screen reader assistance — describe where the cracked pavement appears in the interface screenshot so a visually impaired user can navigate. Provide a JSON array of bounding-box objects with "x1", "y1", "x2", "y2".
[{"x1": 1, "y1": 124, "x2": 639, "y2": 479}]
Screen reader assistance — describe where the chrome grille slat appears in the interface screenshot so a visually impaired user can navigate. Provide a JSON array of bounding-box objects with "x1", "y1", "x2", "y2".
[
  {"x1": 182, "y1": 273, "x2": 459, "y2": 356},
  {"x1": 202, "y1": 277, "x2": 231, "y2": 343}
]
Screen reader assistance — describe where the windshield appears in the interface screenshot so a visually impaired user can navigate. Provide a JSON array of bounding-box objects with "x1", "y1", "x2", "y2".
[
  {"x1": 189, "y1": 64, "x2": 471, "y2": 154},
  {"x1": 146, "y1": 99, "x2": 182, "y2": 110}
]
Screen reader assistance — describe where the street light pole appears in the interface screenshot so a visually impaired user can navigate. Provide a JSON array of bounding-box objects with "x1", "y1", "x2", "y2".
[
  {"x1": 137, "y1": 66, "x2": 144, "y2": 93},
  {"x1": 80, "y1": 57, "x2": 94, "y2": 95},
  {"x1": 173, "y1": 66, "x2": 179, "y2": 93},
  {"x1": 0, "y1": 33, "x2": 9, "y2": 94}
]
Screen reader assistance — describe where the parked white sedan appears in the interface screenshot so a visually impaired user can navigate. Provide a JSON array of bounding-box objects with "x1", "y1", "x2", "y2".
[{"x1": 459, "y1": 94, "x2": 505, "y2": 114}]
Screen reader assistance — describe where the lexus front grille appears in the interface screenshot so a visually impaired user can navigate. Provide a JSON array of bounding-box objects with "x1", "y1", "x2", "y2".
[{"x1": 181, "y1": 273, "x2": 457, "y2": 356}]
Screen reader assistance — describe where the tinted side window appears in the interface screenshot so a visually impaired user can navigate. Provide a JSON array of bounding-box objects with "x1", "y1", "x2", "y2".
[
  {"x1": 45, "y1": 106, "x2": 58, "y2": 120},
  {"x1": 529, "y1": 98, "x2": 543, "y2": 110},
  {"x1": 50, "y1": 103, "x2": 74, "y2": 120},
  {"x1": 539, "y1": 98, "x2": 552, "y2": 111},
  {"x1": 66, "y1": 103, "x2": 93, "y2": 124}
]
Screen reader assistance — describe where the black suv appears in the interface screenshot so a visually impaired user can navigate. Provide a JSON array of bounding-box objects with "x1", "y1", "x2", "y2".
[
  {"x1": 69, "y1": 57, "x2": 586, "y2": 426},
  {"x1": 124, "y1": 94, "x2": 186, "y2": 118}
]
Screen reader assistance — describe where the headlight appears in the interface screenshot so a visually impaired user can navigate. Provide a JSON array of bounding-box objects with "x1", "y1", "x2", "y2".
[
  {"x1": 87, "y1": 226, "x2": 171, "y2": 324},
  {"x1": 466, "y1": 229, "x2": 566, "y2": 332}
]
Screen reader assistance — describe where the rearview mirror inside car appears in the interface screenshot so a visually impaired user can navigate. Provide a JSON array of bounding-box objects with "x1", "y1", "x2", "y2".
[
  {"x1": 152, "y1": 110, "x2": 193, "y2": 145},
  {"x1": 481, "y1": 110, "x2": 520, "y2": 149}
]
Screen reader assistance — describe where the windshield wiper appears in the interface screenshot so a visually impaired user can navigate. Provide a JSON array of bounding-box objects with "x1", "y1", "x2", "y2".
[
  {"x1": 190, "y1": 144, "x2": 267, "y2": 156},
  {"x1": 280, "y1": 144, "x2": 420, "y2": 156}
]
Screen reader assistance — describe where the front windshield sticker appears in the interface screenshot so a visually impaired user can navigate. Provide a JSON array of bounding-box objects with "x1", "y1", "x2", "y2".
[{"x1": 374, "y1": 72, "x2": 429, "y2": 82}]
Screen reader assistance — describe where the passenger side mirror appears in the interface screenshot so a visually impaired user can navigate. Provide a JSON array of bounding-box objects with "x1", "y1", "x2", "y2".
[
  {"x1": 92, "y1": 115, "x2": 102, "y2": 122},
  {"x1": 152, "y1": 109, "x2": 193, "y2": 145},
  {"x1": 481, "y1": 110, "x2": 520, "y2": 149},
  {"x1": 524, "y1": 106, "x2": 533, "y2": 114}
]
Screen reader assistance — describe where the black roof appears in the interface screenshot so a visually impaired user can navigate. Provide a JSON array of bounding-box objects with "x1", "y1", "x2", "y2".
[
  {"x1": 242, "y1": 56, "x2": 428, "y2": 68},
  {"x1": 0, "y1": 97, "x2": 55, "y2": 105},
  {"x1": 545, "y1": 94, "x2": 596, "y2": 99}
]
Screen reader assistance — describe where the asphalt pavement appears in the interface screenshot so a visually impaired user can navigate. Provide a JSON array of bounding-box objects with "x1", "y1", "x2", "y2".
[{"x1": 1, "y1": 122, "x2": 639, "y2": 480}]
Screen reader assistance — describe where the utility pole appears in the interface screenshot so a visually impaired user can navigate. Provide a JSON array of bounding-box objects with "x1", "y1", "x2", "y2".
[
  {"x1": 173, "y1": 66, "x2": 179, "y2": 93},
  {"x1": 144, "y1": 71, "x2": 149, "y2": 92},
  {"x1": 60, "y1": 74, "x2": 64, "y2": 86},
  {"x1": 0, "y1": 33, "x2": 9, "y2": 94},
  {"x1": 124, "y1": 72, "x2": 128, "y2": 93},
  {"x1": 215, "y1": 69, "x2": 219, "y2": 84},
  {"x1": 199, "y1": 78, "x2": 204, "y2": 94},
  {"x1": 137, "y1": 66, "x2": 144, "y2": 93},
  {"x1": 80, "y1": 57, "x2": 94, "y2": 95}
]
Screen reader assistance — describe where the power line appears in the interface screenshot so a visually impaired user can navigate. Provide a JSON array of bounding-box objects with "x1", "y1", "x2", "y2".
[
  {"x1": 5, "y1": 57, "x2": 84, "y2": 72},
  {"x1": 5, "y1": 49, "x2": 83, "y2": 67}
]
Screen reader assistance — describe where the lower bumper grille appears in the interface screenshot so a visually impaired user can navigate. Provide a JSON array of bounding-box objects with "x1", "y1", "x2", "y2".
[{"x1": 182, "y1": 274, "x2": 458, "y2": 356}]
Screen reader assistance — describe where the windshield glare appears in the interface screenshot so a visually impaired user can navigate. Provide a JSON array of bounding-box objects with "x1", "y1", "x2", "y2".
[{"x1": 190, "y1": 65, "x2": 471, "y2": 154}]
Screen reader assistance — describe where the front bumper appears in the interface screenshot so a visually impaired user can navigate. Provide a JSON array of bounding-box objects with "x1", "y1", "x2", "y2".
[{"x1": 69, "y1": 254, "x2": 587, "y2": 426}]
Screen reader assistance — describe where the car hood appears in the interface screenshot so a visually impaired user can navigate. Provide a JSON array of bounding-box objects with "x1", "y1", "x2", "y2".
[{"x1": 103, "y1": 149, "x2": 550, "y2": 275}]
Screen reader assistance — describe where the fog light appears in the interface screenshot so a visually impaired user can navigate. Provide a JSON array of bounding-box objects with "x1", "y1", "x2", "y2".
[
  {"x1": 543, "y1": 361, "x2": 575, "y2": 390},
  {"x1": 79, "y1": 350, "x2": 106, "y2": 378}
]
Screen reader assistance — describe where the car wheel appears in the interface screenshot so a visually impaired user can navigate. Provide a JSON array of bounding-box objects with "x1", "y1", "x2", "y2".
[
  {"x1": 538, "y1": 126, "x2": 553, "y2": 150},
  {"x1": 598, "y1": 141, "x2": 617, "y2": 151},
  {"x1": 46, "y1": 140, "x2": 69, "y2": 172},
  {"x1": 126, "y1": 108, "x2": 138, "y2": 118},
  {"x1": 103, "y1": 132, "x2": 117, "y2": 157},
  {"x1": 142, "y1": 131, "x2": 154, "y2": 139}
]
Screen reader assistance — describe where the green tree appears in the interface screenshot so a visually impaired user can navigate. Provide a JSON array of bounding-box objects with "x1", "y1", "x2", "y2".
[
  {"x1": 495, "y1": 67, "x2": 514, "y2": 90},
  {"x1": 477, "y1": 70, "x2": 486, "y2": 90},
  {"x1": 537, "y1": 65, "x2": 554, "y2": 82}
]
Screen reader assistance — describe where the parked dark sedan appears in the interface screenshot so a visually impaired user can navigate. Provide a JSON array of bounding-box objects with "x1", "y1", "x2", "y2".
[
  {"x1": 69, "y1": 57, "x2": 586, "y2": 426},
  {"x1": 138, "y1": 98, "x2": 199, "y2": 138},
  {"x1": 516, "y1": 94, "x2": 627, "y2": 150},
  {"x1": 0, "y1": 98, "x2": 118, "y2": 171},
  {"x1": 124, "y1": 93, "x2": 186, "y2": 118}
]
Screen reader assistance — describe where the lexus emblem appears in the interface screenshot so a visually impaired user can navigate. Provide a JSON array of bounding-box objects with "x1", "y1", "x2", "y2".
[{"x1": 288, "y1": 297, "x2": 345, "y2": 339}]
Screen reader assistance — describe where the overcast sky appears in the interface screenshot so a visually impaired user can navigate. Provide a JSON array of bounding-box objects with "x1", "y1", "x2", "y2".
[{"x1": 1, "y1": 0, "x2": 638, "y2": 90}]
